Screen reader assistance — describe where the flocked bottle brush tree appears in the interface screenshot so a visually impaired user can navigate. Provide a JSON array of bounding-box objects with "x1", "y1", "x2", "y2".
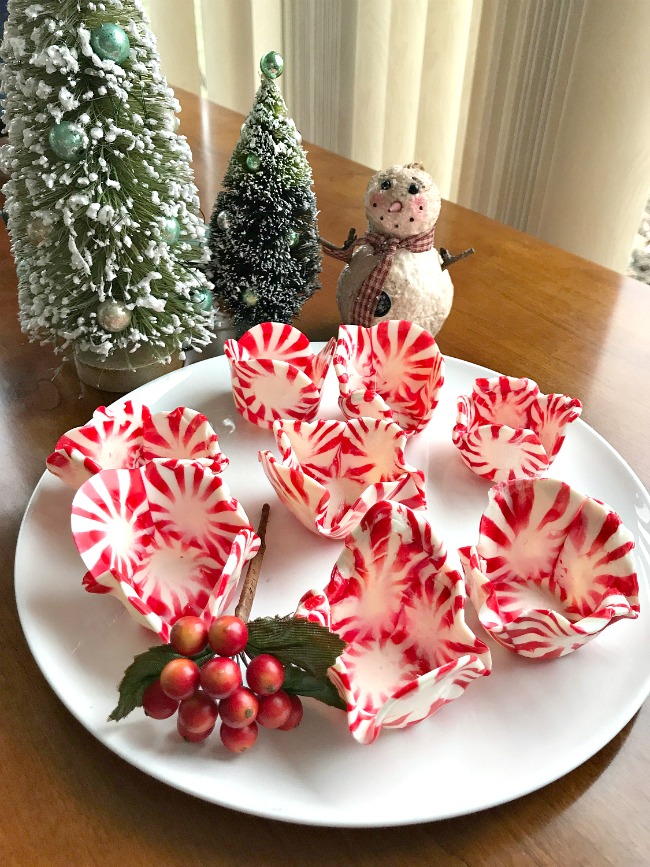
[
  {"x1": 208, "y1": 51, "x2": 321, "y2": 333},
  {"x1": 0, "y1": 0, "x2": 214, "y2": 392}
]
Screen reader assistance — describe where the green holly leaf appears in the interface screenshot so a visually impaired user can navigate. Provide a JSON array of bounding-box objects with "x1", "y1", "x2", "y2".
[
  {"x1": 246, "y1": 616, "x2": 346, "y2": 678},
  {"x1": 108, "y1": 644, "x2": 181, "y2": 722},
  {"x1": 108, "y1": 644, "x2": 212, "y2": 722},
  {"x1": 282, "y1": 664, "x2": 347, "y2": 711}
]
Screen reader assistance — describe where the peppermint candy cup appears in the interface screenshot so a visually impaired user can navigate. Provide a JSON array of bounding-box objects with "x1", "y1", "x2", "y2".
[
  {"x1": 71, "y1": 460, "x2": 260, "y2": 642},
  {"x1": 452, "y1": 375, "x2": 582, "y2": 482},
  {"x1": 334, "y1": 320, "x2": 444, "y2": 435},
  {"x1": 225, "y1": 322, "x2": 335, "y2": 429},
  {"x1": 459, "y1": 478, "x2": 639, "y2": 659},
  {"x1": 47, "y1": 401, "x2": 228, "y2": 490},
  {"x1": 296, "y1": 501, "x2": 492, "y2": 744},
  {"x1": 259, "y1": 417, "x2": 426, "y2": 539}
]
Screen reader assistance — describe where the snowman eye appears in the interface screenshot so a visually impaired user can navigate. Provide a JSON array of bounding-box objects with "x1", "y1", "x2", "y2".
[
  {"x1": 408, "y1": 182, "x2": 420, "y2": 194},
  {"x1": 380, "y1": 179, "x2": 392, "y2": 190}
]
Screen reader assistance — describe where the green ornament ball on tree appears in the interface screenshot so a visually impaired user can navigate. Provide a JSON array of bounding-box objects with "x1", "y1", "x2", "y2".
[
  {"x1": 161, "y1": 216, "x2": 180, "y2": 244},
  {"x1": 194, "y1": 288, "x2": 214, "y2": 311},
  {"x1": 48, "y1": 122, "x2": 86, "y2": 161},
  {"x1": 242, "y1": 288, "x2": 259, "y2": 307},
  {"x1": 90, "y1": 23, "x2": 130, "y2": 64},
  {"x1": 287, "y1": 229, "x2": 300, "y2": 248},
  {"x1": 260, "y1": 51, "x2": 284, "y2": 80},
  {"x1": 245, "y1": 152, "x2": 261, "y2": 172}
]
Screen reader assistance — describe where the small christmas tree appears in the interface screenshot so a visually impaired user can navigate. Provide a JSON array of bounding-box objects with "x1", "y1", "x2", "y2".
[
  {"x1": 0, "y1": 0, "x2": 213, "y2": 375},
  {"x1": 208, "y1": 52, "x2": 320, "y2": 330}
]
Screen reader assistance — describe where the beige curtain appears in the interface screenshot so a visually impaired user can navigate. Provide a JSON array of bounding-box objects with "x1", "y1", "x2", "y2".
[{"x1": 145, "y1": 0, "x2": 650, "y2": 274}]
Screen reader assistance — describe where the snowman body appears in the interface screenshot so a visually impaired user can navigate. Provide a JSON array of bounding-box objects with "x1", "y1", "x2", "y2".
[
  {"x1": 337, "y1": 245, "x2": 453, "y2": 336},
  {"x1": 335, "y1": 164, "x2": 454, "y2": 337}
]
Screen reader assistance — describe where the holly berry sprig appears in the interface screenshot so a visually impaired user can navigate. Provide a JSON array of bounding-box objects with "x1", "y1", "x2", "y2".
[{"x1": 109, "y1": 504, "x2": 346, "y2": 754}]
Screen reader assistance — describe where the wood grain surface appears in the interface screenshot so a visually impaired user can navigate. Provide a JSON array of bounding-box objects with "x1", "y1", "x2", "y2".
[{"x1": 0, "y1": 90, "x2": 648, "y2": 867}]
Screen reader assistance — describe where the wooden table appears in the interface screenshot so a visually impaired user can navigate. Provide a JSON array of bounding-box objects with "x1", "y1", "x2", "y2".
[{"x1": 1, "y1": 90, "x2": 648, "y2": 866}]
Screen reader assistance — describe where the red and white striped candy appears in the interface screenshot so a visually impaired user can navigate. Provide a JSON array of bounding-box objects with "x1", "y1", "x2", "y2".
[
  {"x1": 47, "y1": 402, "x2": 228, "y2": 490},
  {"x1": 334, "y1": 320, "x2": 445, "y2": 435},
  {"x1": 459, "y1": 477, "x2": 639, "y2": 659},
  {"x1": 259, "y1": 417, "x2": 426, "y2": 539},
  {"x1": 71, "y1": 460, "x2": 259, "y2": 641},
  {"x1": 297, "y1": 501, "x2": 491, "y2": 744},
  {"x1": 225, "y1": 322, "x2": 335, "y2": 429},
  {"x1": 452, "y1": 376, "x2": 582, "y2": 482}
]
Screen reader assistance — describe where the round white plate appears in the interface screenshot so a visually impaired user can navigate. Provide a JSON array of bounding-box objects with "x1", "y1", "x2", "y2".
[{"x1": 15, "y1": 354, "x2": 650, "y2": 827}]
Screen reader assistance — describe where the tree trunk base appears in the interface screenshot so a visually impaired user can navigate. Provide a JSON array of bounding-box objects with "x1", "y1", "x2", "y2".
[{"x1": 74, "y1": 345, "x2": 184, "y2": 393}]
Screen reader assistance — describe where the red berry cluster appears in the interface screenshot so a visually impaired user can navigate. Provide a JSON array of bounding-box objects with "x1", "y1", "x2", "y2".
[{"x1": 141, "y1": 615, "x2": 303, "y2": 754}]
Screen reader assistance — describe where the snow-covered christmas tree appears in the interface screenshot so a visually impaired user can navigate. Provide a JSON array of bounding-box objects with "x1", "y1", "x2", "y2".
[
  {"x1": 0, "y1": 0, "x2": 214, "y2": 380},
  {"x1": 208, "y1": 51, "x2": 320, "y2": 330}
]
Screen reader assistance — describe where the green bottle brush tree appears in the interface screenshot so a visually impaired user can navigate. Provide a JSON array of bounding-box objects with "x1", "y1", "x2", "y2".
[
  {"x1": 208, "y1": 51, "x2": 321, "y2": 332},
  {"x1": 0, "y1": 0, "x2": 214, "y2": 387}
]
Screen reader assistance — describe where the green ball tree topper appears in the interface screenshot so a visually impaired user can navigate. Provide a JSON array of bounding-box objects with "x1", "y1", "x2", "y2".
[
  {"x1": 208, "y1": 52, "x2": 321, "y2": 329},
  {"x1": 0, "y1": 0, "x2": 213, "y2": 364}
]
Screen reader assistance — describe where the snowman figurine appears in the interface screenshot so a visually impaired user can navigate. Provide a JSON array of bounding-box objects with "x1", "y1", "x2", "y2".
[{"x1": 322, "y1": 163, "x2": 473, "y2": 336}]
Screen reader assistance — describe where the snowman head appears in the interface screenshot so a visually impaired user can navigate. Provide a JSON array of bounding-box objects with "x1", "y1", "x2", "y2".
[{"x1": 364, "y1": 163, "x2": 441, "y2": 239}]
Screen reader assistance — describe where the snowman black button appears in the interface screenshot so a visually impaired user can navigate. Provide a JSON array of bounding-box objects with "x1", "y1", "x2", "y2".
[{"x1": 374, "y1": 292, "x2": 392, "y2": 317}]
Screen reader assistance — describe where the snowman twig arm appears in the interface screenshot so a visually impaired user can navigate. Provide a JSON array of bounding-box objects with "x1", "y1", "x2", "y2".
[
  {"x1": 319, "y1": 227, "x2": 358, "y2": 252},
  {"x1": 440, "y1": 247, "x2": 475, "y2": 271}
]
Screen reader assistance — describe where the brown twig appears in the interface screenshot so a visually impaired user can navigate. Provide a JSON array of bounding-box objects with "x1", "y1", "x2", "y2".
[
  {"x1": 235, "y1": 503, "x2": 270, "y2": 623},
  {"x1": 440, "y1": 246, "x2": 475, "y2": 271},
  {"x1": 319, "y1": 227, "x2": 357, "y2": 251}
]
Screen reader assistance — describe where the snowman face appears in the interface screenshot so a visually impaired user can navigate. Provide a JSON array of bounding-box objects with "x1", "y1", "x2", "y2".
[{"x1": 364, "y1": 164, "x2": 441, "y2": 239}]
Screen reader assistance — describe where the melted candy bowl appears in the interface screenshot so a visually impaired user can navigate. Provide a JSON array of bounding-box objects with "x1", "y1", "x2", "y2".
[
  {"x1": 295, "y1": 501, "x2": 492, "y2": 744},
  {"x1": 225, "y1": 322, "x2": 335, "y2": 429},
  {"x1": 71, "y1": 460, "x2": 260, "y2": 642},
  {"x1": 452, "y1": 375, "x2": 582, "y2": 482},
  {"x1": 259, "y1": 417, "x2": 426, "y2": 540},
  {"x1": 46, "y1": 401, "x2": 228, "y2": 490},
  {"x1": 459, "y1": 477, "x2": 639, "y2": 659},
  {"x1": 334, "y1": 319, "x2": 445, "y2": 436}
]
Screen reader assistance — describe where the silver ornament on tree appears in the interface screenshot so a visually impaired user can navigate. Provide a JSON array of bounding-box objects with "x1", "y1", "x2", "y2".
[
  {"x1": 27, "y1": 216, "x2": 52, "y2": 245},
  {"x1": 48, "y1": 122, "x2": 87, "y2": 161},
  {"x1": 242, "y1": 287, "x2": 259, "y2": 307},
  {"x1": 216, "y1": 210, "x2": 231, "y2": 231},
  {"x1": 90, "y1": 23, "x2": 131, "y2": 64},
  {"x1": 97, "y1": 299, "x2": 131, "y2": 332}
]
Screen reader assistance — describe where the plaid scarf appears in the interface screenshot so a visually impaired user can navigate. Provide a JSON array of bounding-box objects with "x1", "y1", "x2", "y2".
[{"x1": 325, "y1": 226, "x2": 436, "y2": 327}]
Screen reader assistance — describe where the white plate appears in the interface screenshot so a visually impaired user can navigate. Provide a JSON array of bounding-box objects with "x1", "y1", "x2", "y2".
[{"x1": 15, "y1": 354, "x2": 650, "y2": 827}]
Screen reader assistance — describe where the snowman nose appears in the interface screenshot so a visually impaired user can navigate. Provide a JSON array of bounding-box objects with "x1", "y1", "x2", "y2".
[{"x1": 387, "y1": 201, "x2": 402, "y2": 213}]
